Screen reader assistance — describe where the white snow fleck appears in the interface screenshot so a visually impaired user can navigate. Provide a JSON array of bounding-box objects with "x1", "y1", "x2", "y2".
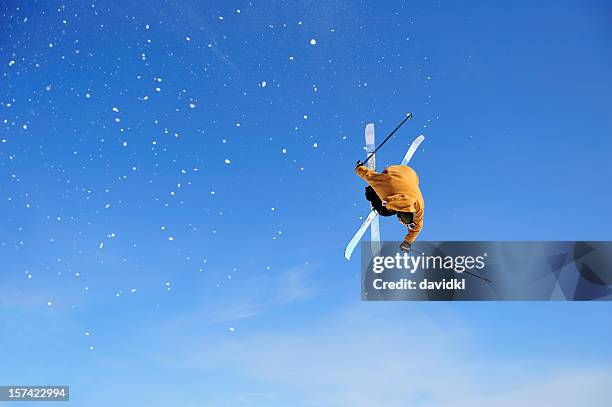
[
  {"x1": 313, "y1": 142, "x2": 318, "y2": 148},
  {"x1": 229, "y1": 327, "x2": 235, "y2": 332},
  {"x1": 189, "y1": 103, "x2": 196, "y2": 108},
  {"x1": 105, "y1": 203, "x2": 111, "y2": 208},
  {"x1": 210, "y1": 191, "x2": 216, "y2": 195},
  {"x1": 8, "y1": 60, "x2": 15, "y2": 66},
  {"x1": 261, "y1": 80, "x2": 267, "y2": 88},
  {"x1": 47, "y1": 301, "x2": 53, "y2": 306},
  {"x1": 22, "y1": 124, "x2": 28, "y2": 130},
  {"x1": 168, "y1": 236, "x2": 174, "y2": 241},
  {"x1": 310, "y1": 38, "x2": 317, "y2": 45},
  {"x1": 122, "y1": 141, "x2": 128, "y2": 147},
  {"x1": 145, "y1": 24, "x2": 150, "y2": 30},
  {"x1": 130, "y1": 288, "x2": 136, "y2": 293},
  {"x1": 85, "y1": 92, "x2": 91, "y2": 98},
  {"x1": 112, "y1": 107, "x2": 119, "y2": 112},
  {"x1": 282, "y1": 148, "x2": 287, "y2": 154},
  {"x1": 84, "y1": 332, "x2": 91, "y2": 336},
  {"x1": 99, "y1": 242, "x2": 104, "y2": 249},
  {"x1": 224, "y1": 158, "x2": 231, "y2": 164},
  {"x1": 89, "y1": 346, "x2": 95, "y2": 350},
  {"x1": 303, "y1": 114, "x2": 308, "y2": 120},
  {"x1": 185, "y1": 36, "x2": 191, "y2": 41}
]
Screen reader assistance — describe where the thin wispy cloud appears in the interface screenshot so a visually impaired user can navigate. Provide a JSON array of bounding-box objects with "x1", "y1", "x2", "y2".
[{"x1": 147, "y1": 303, "x2": 612, "y2": 407}]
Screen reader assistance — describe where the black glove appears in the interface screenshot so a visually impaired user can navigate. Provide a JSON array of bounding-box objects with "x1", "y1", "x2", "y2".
[
  {"x1": 355, "y1": 160, "x2": 364, "y2": 168},
  {"x1": 399, "y1": 241, "x2": 411, "y2": 253}
]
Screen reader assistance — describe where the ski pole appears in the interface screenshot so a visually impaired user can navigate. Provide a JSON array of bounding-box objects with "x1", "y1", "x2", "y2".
[
  {"x1": 360, "y1": 113, "x2": 413, "y2": 166},
  {"x1": 461, "y1": 269, "x2": 492, "y2": 284},
  {"x1": 407, "y1": 247, "x2": 493, "y2": 284}
]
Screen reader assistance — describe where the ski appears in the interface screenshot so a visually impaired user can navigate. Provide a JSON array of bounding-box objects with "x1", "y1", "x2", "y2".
[
  {"x1": 401, "y1": 134, "x2": 425, "y2": 165},
  {"x1": 344, "y1": 134, "x2": 426, "y2": 260},
  {"x1": 364, "y1": 123, "x2": 376, "y2": 168},
  {"x1": 344, "y1": 208, "x2": 378, "y2": 260},
  {"x1": 365, "y1": 123, "x2": 381, "y2": 254}
]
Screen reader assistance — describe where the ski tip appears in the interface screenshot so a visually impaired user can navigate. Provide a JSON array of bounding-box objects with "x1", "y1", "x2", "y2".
[
  {"x1": 344, "y1": 251, "x2": 352, "y2": 261},
  {"x1": 406, "y1": 112, "x2": 413, "y2": 119},
  {"x1": 413, "y1": 134, "x2": 425, "y2": 144},
  {"x1": 365, "y1": 123, "x2": 375, "y2": 144}
]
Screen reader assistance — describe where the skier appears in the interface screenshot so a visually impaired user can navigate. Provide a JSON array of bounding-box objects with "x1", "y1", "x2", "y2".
[{"x1": 355, "y1": 162, "x2": 424, "y2": 252}]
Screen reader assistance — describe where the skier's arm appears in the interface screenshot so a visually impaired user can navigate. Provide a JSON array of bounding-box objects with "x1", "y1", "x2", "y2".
[
  {"x1": 403, "y1": 210, "x2": 423, "y2": 244},
  {"x1": 355, "y1": 165, "x2": 381, "y2": 182}
]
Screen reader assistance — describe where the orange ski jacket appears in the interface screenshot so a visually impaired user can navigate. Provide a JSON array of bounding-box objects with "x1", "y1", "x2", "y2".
[{"x1": 355, "y1": 164, "x2": 424, "y2": 244}]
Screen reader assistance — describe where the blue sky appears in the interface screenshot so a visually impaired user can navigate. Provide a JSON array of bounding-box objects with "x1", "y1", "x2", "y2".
[{"x1": 1, "y1": 1, "x2": 611, "y2": 406}]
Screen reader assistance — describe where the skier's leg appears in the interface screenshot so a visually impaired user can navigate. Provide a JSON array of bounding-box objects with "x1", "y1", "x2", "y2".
[
  {"x1": 365, "y1": 186, "x2": 380, "y2": 205},
  {"x1": 365, "y1": 186, "x2": 396, "y2": 217}
]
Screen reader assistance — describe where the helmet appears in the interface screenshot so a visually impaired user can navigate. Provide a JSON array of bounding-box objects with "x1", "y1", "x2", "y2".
[{"x1": 397, "y1": 212, "x2": 414, "y2": 225}]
